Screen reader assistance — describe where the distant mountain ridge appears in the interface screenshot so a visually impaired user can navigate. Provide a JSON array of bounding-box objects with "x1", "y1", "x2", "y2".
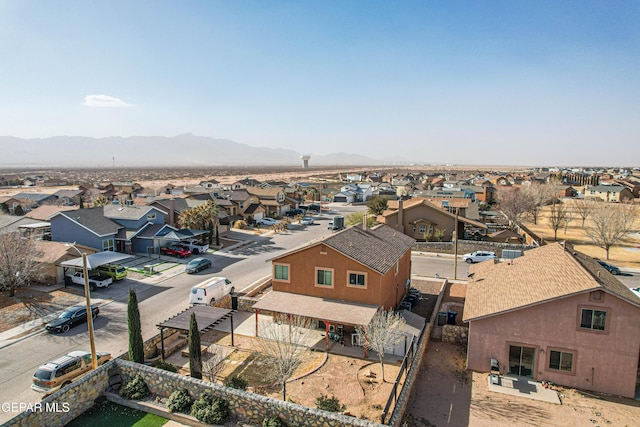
[{"x1": 0, "y1": 134, "x2": 380, "y2": 167}]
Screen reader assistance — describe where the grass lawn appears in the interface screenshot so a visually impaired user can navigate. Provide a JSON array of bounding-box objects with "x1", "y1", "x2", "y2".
[{"x1": 65, "y1": 401, "x2": 167, "y2": 427}]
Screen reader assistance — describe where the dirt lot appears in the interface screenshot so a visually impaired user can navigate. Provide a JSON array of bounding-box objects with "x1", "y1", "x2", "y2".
[{"x1": 404, "y1": 340, "x2": 640, "y2": 427}]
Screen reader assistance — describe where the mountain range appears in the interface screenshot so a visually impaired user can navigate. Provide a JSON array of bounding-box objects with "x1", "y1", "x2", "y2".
[{"x1": 0, "y1": 134, "x2": 383, "y2": 167}]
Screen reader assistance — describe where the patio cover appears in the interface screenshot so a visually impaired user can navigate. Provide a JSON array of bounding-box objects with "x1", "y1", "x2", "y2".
[
  {"x1": 60, "y1": 251, "x2": 133, "y2": 269},
  {"x1": 157, "y1": 305, "x2": 234, "y2": 332},
  {"x1": 252, "y1": 291, "x2": 378, "y2": 326}
]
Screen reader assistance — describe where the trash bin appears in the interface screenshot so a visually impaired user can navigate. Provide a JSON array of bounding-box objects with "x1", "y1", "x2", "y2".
[
  {"x1": 447, "y1": 311, "x2": 458, "y2": 325},
  {"x1": 437, "y1": 312, "x2": 447, "y2": 326}
]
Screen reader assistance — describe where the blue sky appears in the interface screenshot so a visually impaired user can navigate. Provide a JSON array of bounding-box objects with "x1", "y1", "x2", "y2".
[{"x1": 0, "y1": 1, "x2": 638, "y2": 166}]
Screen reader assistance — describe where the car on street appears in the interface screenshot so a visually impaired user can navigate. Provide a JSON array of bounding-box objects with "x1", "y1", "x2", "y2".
[
  {"x1": 301, "y1": 216, "x2": 314, "y2": 225},
  {"x1": 285, "y1": 209, "x2": 306, "y2": 217},
  {"x1": 160, "y1": 245, "x2": 192, "y2": 258},
  {"x1": 595, "y1": 259, "x2": 621, "y2": 275},
  {"x1": 45, "y1": 305, "x2": 100, "y2": 333},
  {"x1": 256, "y1": 218, "x2": 280, "y2": 226},
  {"x1": 185, "y1": 257, "x2": 212, "y2": 274},
  {"x1": 31, "y1": 350, "x2": 111, "y2": 394},
  {"x1": 462, "y1": 251, "x2": 498, "y2": 263}
]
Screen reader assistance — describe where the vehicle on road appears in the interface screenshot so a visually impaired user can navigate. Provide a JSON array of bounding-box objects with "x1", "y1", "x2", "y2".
[
  {"x1": 179, "y1": 239, "x2": 209, "y2": 254},
  {"x1": 65, "y1": 271, "x2": 112, "y2": 291},
  {"x1": 595, "y1": 259, "x2": 621, "y2": 275},
  {"x1": 462, "y1": 251, "x2": 498, "y2": 263},
  {"x1": 256, "y1": 218, "x2": 280, "y2": 226},
  {"x1": 185, "y1": 257, "x2": 212, "y2": 274},
  {"x1": 31, "y1": 350, "x2": 111, "y2": 394},
  {"x1": 160, "y1": 245, "x2": 192, "y2": 258},
  {"x1": 190, "y1": 277, "x2": 233, "y2": 305},
  {"x1": 97, "y1": 264, "x2": 127, "y2": 280},
  {"x1": 285, "y1": 209, "x2": 305, "y2": 217},
  {"x1": 327, "y1": 215, "x2": 345, "y2": 231},
  {"x1": 45, "y1": 305, "x2": 100, "y2": 333},
  {"x1": 301, "y1": 216, "x2": 314, "y2": 225}
]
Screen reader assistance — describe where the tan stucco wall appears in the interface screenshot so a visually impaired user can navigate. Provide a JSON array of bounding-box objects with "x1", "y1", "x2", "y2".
[
  {"x1": 381, "y1": 206, "x2": 456, "y2": 241},
  {"x1": 466, "y1": 292, "x2": 640, "y2": 398},
  {"x1": 272, "y1": 243, "x2": 411, "y2": 309}
]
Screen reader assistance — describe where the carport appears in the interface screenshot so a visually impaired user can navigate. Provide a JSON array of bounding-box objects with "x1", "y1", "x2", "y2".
[
  {"x1": 60, "y1": 251, "x2": 133, "y2": 286},
  {"x1": 156, "y1": 305, "x2": 236, "y2": 360},
  {"x1": 152, "y1": 228, "x2": 209, "y2": 258}
]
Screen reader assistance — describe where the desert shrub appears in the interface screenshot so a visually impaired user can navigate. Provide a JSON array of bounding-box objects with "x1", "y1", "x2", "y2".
[
  {"x1": 119, "y1": 375, "x2": 149, "y2": 400},
  {"x1": 224, "y1": 374, "x2": 248, "y2": 390},
  {"x1": 191, "y1": 394, "x2": 229, "y2": 424},
  {"x1": 262, "y1": 415, "x2": 284, "y2": 427},
  {"x1": 315, "y1": 394, "x2": 345, "y2": 412},
  {"x1": 234, "y1": 220, "x2": 247, "y2": 230},
  {"x1": 152, "y1": 359, "x2": 178, "y2": 373},
  {"x1": 167, "y1": 388, "x2": 193, "y2": 413}
]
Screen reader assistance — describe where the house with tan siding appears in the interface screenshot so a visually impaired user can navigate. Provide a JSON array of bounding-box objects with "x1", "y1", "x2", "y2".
[{"x1": 464, "y1": 242, "x2": 640, "y2": 398}]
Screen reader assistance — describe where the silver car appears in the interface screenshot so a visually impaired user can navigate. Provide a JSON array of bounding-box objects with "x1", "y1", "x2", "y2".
[{"x1": 462, "y1": 251, "x2": 497, "y2": 263}]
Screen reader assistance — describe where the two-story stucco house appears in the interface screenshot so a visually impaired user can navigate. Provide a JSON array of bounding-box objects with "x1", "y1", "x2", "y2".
[{"x1": 464, "y1": 242, "x2": 640, "y2": 398}]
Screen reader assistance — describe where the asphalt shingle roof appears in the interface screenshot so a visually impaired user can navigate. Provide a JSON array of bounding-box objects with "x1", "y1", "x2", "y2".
[
  {"x1": 464, "y1": 242, "x2": 640, "y2": 321},
  {"x1": 322, "y1": 224, "x2": 415, "y2": 274},
  {"x1": 56, "y1": 208, "x2": 122, "y2": 236}
]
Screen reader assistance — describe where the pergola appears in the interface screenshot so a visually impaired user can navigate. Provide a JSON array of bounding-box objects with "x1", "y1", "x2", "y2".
[
  {"x1": 156, "y1": 305, "x2": 235, "y2": 359},
  {"x1": 252, "y1": 291, "x2": 379, "y2": 355}
]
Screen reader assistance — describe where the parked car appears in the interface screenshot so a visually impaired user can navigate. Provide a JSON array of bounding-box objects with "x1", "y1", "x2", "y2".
[
  {"x1": 45, "y1": 305, "x2": 100, "y2": 333},
  {"x1": 31, "y1": 350, "x2": 111, "y2": 394},
  {"x1": 285, "y1": 209, "x2": 305, "y2": 217},
  {"x1": 96, "y1": 264, "x2": 127, "y2": 280},
  {"x1": 595, "y1": 259, "x2": 621, "y2": 275},
  {"x1": 180, "y1": 239, "x2": 209, "y2": 254},
  {"x1": 185, "y1": 257, "x2": 212, "y2": 274},
  {"x1": 256, "y1": 218, "x2": 280, "y2": 226},
  {"x1": 160, "y1": 245, "x2": 192, "y2": 258},
  {"x1": 301, "y1": 216, "x2": 315, "y2": 225},
  {"x1": 462, "y1": 251, "x2": 498, "y2": 263}
]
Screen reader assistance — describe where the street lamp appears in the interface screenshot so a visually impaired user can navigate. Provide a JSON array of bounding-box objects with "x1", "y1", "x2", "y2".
[{"x1": 66, "y1": 243, "x2": 98, "y2": 370}]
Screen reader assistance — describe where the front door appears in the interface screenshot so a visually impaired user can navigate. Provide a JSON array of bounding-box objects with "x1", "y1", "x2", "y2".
[{"x1": 509, "y1": 345, "x2": 535, "y2": 378}]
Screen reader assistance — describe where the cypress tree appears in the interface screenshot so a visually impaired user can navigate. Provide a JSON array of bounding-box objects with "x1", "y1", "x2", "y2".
[
  {"x1": 189, "y1": 312, "x2": 202, "y2": 379},
  {"x1": 128, "y1": 289, "x2": 144, "y2": 363}
]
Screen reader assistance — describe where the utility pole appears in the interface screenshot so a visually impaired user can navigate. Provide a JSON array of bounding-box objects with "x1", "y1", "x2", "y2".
[{"x1": 454, "y1": 208, "x2": 459, "y2": 280}]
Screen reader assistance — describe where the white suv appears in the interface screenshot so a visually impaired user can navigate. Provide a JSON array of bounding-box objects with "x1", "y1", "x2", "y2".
[{"x1": 462, "y1": 251, "x2": 497, "y2": 264}]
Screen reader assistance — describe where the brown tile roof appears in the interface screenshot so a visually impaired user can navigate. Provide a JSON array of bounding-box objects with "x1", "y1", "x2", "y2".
[{"x1": 464, "y1": 242, "x2": 640, "y2": 322}]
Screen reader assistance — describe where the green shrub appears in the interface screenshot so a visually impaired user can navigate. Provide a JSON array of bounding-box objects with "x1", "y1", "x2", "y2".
[
  {"x1": 167, "y1": 388, "x2": 193, "y2": 413},
  {"x1": 191, "y1": 394, "x2": 229, "y2": 424},
  {"x1": 119, "y1": 375, "x2": 149, "y2": 400},
  {"x1": 315, "y1": 394, "x2": 345, "y2": 412},
  {"x1": 262, "y1": 415, "x2": 284, "y2": 427},
  {"x1": 224, "y1": 374, "x2": 248, "y2": 390},
  {"x1": 152, "y1": 359, "x2": 178, "y2": 373}
]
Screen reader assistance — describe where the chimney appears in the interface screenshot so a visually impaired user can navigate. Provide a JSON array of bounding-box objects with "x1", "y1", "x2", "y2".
[
  {"x1": 397, "y1": 198, "x2": 405, "y2": 233},
  {"x1": 169, "y1": 198, "x2": 175, "y2": 227}
]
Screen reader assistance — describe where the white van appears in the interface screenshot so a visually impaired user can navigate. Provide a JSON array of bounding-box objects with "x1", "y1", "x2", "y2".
[{"x1": 189, "y1": 277, "x2": 233, "y2": 305}]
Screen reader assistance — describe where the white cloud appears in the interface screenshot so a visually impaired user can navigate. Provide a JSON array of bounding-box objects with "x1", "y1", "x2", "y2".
[{"x1": 82, "y1": 94, "x2": 132, "y2": 108}]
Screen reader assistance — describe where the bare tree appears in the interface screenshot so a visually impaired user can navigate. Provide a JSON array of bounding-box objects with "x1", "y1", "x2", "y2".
[
  {"x1": 202, "y1": 348, "x2": 226, "y2": 383},
  {"x1": 585, "y1": 203, "x2": 637, "y2": 260},
  {"x1": 572, "y1": 198, "x2": 594, "y2": 227},
  {"x1": 523, "y1": 182, "x2": 556, "y2": 225},
  {"x1": 547, "y1": 199, "x2": 568, "y2": 240},
  {"x1": 257, "y1": 315, "x2": 314, "y2": 401},
  {"x1": 498, "y1": 187, "x2": 534, "y2": 229},
  {"x1": 355, "y1": 309, "x2": 406, "y2": 382},
  {"x1": 563, "y1": 207, "x2": 575, "y2": 235},
  {"x1": 0, "y1": 232, "x2": 44, "y2": 297}
]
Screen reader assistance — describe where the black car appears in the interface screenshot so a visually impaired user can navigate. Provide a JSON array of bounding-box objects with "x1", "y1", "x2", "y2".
[
  {"x1": 595, "y1": 259, "x2": 621, "y2": 275},
  {"x1": 45, "y1": 305, "x2": 99, "y2": 333}
]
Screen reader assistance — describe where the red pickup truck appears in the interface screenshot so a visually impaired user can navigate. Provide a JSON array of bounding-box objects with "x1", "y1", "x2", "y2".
[{"x1": 160, "y1": 245, "x2": 192, "y2": 258}]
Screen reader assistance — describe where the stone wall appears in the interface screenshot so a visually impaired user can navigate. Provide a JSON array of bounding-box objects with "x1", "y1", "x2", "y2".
[
  {"x1": 4, "y1": 362, "x2": 110, "y2": 427},
  {"x1": 413, "y1": 240, "x2": 535, "y2": 257},
  {"x1": 115, "y1": 359, "x2": 383, "y2": 427},
  {"x1": 388, "y1": 279, "x2": 447, "y2": 427},
  {"x1": 442, "y1": 324, "x2": 469, "y2": 345}
]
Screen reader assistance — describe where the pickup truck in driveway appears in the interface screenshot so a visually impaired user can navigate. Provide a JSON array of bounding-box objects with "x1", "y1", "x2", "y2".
[
  {"x1": 65, "y1": 272, "x2": 113, "y2": 291},
  {"x1": 180, "y1": 239, "x2": 209, "y2": 255}
]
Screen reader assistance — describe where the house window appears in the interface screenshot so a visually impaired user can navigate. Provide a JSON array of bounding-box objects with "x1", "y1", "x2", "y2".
[
  {"x1": 548, "y1": 350, "x2": 574, "y2": 373},
  {"x1": 277, "y1": 193, "x2": 284, "y2": 202},
  {"x1": 274, "y1": 264, "x2": 289, "y2": 282},
  {"x1": 146, "y1": 212, "x2": 156, "y2": 220},
  {"x1": 102, "y1": 239, "x2": 114, "y2": 251},
  {"x1": 347, "y1": 271, "x2": 366, "y2": 288},
  {"x1": 580, "y1": 308, "x2": 606, "y2": 331},
  {"x1": 239, "y1": 202, "x2": 244, "y2": 209},
  {"x1": 418, "y1": 225, "x2": 427, "y2": 234},
  {"x1": 315, "y1": 268, "x2": 333, "y2": 287}
]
